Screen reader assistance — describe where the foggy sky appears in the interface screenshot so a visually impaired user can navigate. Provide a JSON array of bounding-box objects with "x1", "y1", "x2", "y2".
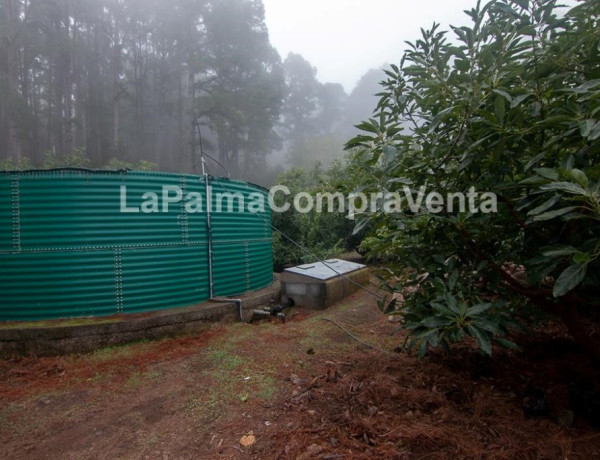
[{"x1": 262, "y1": 0, "x2": 578, "y2": 93}]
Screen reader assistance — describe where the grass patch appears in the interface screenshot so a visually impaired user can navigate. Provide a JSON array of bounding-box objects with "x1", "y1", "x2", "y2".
[
  {"x1": 187, "y1": 379, "x2": 235, "y2": 422},
  {"x1": 0, "y1": 317, "x2": 122, "y2": 330},
  {"x1": 124, "y1": 369, "x2": 163, "y2": 389},
  {"x1": 0, "y1": 403, "x2": 17, "y2": 431},
  {"x1": 88, "y1": 339, "x2": 152, "y2": 362},
  {"x1": 187, "y1": 339, "x2": 281, "y2": 423},
  {"x1": 208, "y1": 348, "x2": 244, "y2": 371},
  {"x1": 253, "y1": 373, "x2": 277, "y2": 399},
  {"x1": 77, "y1": 371, "x2": 114, "y2": 385},
  {"x1": 187, "y1": 345, "x2": 245, "y2": 421}
]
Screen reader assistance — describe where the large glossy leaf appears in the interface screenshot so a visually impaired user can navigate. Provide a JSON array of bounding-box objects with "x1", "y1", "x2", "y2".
[
  {"x1": 553, "y1": 263, "x2": 588, "y2": 297},
  {"x1": 590, "y1": 122, "x2": 600, "y2": 141},
  {"x1": 527, "y1": 195, "x2": 560, "y2": 216},
  {"x1": 512, "y1": 0, "x2": 530, "y2": 10},
  {"x1": 495, "y1": 95, "x2": 506, "y2": 125},
  {"x1": 354, "y1": 120, "x2": 380, "y2": 134},
  {"x1": 539, "y1": 182, "x2": 586, "y2": 195},
  {"x1": 466, "y1": 303, "x2": 492, "y2": 316},
  {"x1": 511, "y1": 93, "x2": 533, "y2": 108},
  {"x1": 569, "y1": 169, "x2": 589, "y2": 188},
  {"x1": 533, "y1": 167, "x2": 559, "y2": 180},
  {"x1": 540, "y1": 245, "x2": 579, "y2": 257},
  {"x1": 467, "y1": 325, "x2": 492, "y2": 355},
  {"x1": 422, "y1": 317, "x2": 452, "y2": 328},
  {"x1": 579, "y1": 119, "x2": 597, "y2": 138},
  {"x1": 532, "y1": 206, "x2": 578, "y2": 221},
  {"x1": 493, "y1": 337, "x2": 521, "y2": 351}
]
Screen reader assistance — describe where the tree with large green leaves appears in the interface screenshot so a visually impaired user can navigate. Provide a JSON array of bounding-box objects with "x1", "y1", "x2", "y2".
[{"x1": 347, "y1": 0, "x2": 600, "y2": 360}]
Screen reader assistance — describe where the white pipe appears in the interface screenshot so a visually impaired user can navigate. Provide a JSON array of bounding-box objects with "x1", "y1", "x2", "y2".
[{"x1": 210, "y1": 298, "x2": 244, "y2": 322}]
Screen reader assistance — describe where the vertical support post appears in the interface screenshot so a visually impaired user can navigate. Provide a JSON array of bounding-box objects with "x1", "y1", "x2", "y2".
[{"x1": 202, "y1": 155, "x2": 214, "y2": 299}]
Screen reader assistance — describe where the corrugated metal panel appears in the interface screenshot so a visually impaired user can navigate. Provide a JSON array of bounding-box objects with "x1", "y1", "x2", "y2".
[
  {"x1": 120, "y1": 245, "x2": 210, "y2": 314},
  {"x1": 18, "y1": 171, "x2": 191, "y2": 250},
  {"x1": 187, "y1": 176, "x2": 210, "y2": 243},
  {"x1": 0, "y1": 250, "x2": 117, "y2": 320},
  {"x1": 212, "y1": 242, "x2": 249, "y2": 296},
  {"x1": 209, "y1": 177, "x2": 272, "y2": 297},
  {"x1": 209, "y1": 179, "x2": 271, "y2": 241},
  {"x1": 248, "y1": 240, "x2": 274, "y2": 290},
  {"x1": 0, "y1": 170, "x2": 272, "y2": 321},
  {"x1": 211, "y1": 241, "x2": 274, "y2": 297}
]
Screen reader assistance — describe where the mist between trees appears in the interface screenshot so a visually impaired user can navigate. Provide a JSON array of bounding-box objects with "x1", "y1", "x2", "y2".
[{"x1": 0, "y1": 0, "x2": 383, "y2": 186}]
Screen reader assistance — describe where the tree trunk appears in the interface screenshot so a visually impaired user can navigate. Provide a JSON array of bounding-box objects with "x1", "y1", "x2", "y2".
[
  {"x1": 133, "y1": 39, "x2": 145, "y2": 162},
  {"x1": 176, "y1": 67, "x2": 184, "y2": 170},
  {"x1": 112, "y1": 43, "x2": 121, "y2": 157},
  {"x1": 218, "y1": 133, "x2": 229, "y2": 174},
  {"x1": 72, "y1": 15, "x2": 85, "y2": 155},
  {"x1": 2, "y1": 0, "x2": 22, "y2": 161},
  {"x1": 20, "y1": 15, "x2": 32, "y2": 162},
  {"x1": 230, "y1": 133, "x2": 239, "y2": 177},
  {"x1": 53, "y1": 16, "x2": 65, "y2": 157},
  {"x1": 153, "y1": 62, "x2": 164, "y2": 166},
  {"x1": 187, "y1": 68, "x2": 196, "y2": 172},
  {"x1": 62, "y1": 2, "x2": 73, "y2": 157},
  {"x1": 111, "y1": 12, "x2": 122, "y2": 159},
  {"x1": 86, "y1": 22, "x2": 102, "y2": 164},
  {"x1": 559, "y1": 303, "x2": 600, "y2": 365}
]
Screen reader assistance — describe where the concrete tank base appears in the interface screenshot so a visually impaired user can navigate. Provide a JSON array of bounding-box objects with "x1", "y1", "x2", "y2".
[
  {"x1": 0, "y1": 280, "x2": 279, "y2": 358},
  {"x1": 280, "y1": 260, "x2": 369, "y2": 309}
]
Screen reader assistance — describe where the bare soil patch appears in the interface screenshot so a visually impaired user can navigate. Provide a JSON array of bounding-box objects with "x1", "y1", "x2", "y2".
[{"x1": 1, "y1": 283, "x2": 600, "y2": 459}]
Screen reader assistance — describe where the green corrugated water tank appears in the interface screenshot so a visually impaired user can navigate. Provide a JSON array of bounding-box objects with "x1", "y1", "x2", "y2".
[{"x1": 0, "y1": 169, "x2": 273, "y2": 321}]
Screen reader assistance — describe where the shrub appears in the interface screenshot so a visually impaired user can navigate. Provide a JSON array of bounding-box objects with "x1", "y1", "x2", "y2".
[{"x1": 347, "y1": 0, "x2": 600, "y2": 358}]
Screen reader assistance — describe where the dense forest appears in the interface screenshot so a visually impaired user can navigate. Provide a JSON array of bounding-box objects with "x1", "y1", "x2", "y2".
[{"x1": 0, "y1": 0, "x2": 380, "y2": 184}]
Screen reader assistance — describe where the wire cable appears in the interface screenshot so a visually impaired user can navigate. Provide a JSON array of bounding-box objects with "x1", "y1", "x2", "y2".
[
  {"x1": 203, "y1": 151, "x2": 230, "y2": 179},
  {"x1": 194, "y1": 116, "x2": 230, "y2": 178},
  {"x1": 270, "y1": 221, "x2": 386, "y2": 300},
  {"x1": 203, "y1": 166, "x2": 387, "y2": 301},
  {"x1": 193, "y1": 113, "x2": 385, "y2": 301},
  {"x1": 321, "y1": 318, "x2": 397, "y2": 356}
]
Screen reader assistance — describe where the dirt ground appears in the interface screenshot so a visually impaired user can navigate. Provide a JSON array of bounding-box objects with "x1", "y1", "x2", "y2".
[{"x1": 2, "y1": 282, "x2": 600, "y2": 459}]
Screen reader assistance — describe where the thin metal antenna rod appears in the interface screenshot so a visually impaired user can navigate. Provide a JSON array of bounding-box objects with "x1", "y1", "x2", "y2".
[
  {"x1": 194, "y1": 116, "x2": 214, "y2": 298},
  {"x1": 193, "y1": 116, "x2": 230, "y2": 178}
]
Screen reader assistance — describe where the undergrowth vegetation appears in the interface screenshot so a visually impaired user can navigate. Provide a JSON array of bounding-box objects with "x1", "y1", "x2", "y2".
[{"x1": 271, "y1": 162, "x2": 364, "y2": 270}]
